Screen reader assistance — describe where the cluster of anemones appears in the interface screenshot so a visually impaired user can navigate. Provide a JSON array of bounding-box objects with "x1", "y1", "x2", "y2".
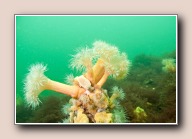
[{"x1": 24, "y1": 40, "x2": 130, "y2": 123}]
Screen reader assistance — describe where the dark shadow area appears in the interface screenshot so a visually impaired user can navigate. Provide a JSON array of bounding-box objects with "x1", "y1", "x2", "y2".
[
  {"x1": 17, "y1": 124, "x2": 180, "y2": 132},
  {"x1": 177, "y1": 16, "x2": 183, "y2": 127}
]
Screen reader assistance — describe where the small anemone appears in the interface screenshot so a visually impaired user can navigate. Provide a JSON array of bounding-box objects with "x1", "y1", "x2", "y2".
[
  {"x1": 24, "y1": 63, "x2": 48, "y2": 109},
  {"x1": 65, "y1": 74, "x2": 75, "y2": 85},
  {"x1": 70, "y1": 47, "x2": 95, "y2": 72},
  {"x1": 110, "y1": 86, "x2": 125, "y2": 100},
  {"x1": 62, "y1": 103, "x2": 72, "y2": 115},
  {"x1": 62, "y1": 118, "x2": 70, "y2": 123},
  {"x1": 109, "y1": 99, "x2": 121, "y2": 109},
  {"x1": 113, "y1": 109, "x2": 128, "y2": 123}
]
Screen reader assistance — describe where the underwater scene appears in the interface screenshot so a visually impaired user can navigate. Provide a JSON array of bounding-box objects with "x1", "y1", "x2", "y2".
[{"x1": 15, "y1": 15, "x2": 177, "y2": 124}]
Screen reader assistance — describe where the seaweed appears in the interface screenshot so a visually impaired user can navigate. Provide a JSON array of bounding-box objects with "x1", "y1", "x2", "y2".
[
  {"x1": 16, "y1": 102, "x2": 33, "y2": 123},
  {"x1": 105, "y1": 51, "x2": 176, "y2": 123},
  {"x1": 28, "y1": 96, "x2": 67, "y2": 123}
]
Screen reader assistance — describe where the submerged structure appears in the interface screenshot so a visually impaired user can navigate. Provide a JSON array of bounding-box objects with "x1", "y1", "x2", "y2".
[{"x1": 24, "y1": 40, "x2": 131, "y2": 123}]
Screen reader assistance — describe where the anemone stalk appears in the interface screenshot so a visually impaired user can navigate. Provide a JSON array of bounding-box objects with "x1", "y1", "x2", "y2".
[{"x1": 46, "y1": 79, "x2": 85, "y2": 98}]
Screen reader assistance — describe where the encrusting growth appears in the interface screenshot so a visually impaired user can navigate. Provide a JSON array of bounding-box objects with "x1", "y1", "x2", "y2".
[
  {"x1": 24, "y1": 40, "x2": 131, "y2": 123},
  {"x1": 162, "y1": 58, "x2": 176, "y2": 73}
]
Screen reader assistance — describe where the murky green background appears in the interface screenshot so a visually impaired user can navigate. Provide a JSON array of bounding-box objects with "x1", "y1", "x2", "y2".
[{"x1": 16, "y1": 15, "x2": 176, "y2": 108}]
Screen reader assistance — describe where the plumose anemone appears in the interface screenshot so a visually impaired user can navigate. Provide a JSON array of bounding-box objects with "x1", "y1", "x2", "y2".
[
  {"x1": 24, "y1": 40, "x2": 131, "y2": 123},
  {"x1": 24, "y1": 63, "x2": 85, "y2": 109}
]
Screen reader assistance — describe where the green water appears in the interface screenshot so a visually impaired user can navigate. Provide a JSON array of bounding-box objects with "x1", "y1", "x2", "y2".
[{"x1": 16, "y1": 15, "x2": 176, "y2": 120}]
